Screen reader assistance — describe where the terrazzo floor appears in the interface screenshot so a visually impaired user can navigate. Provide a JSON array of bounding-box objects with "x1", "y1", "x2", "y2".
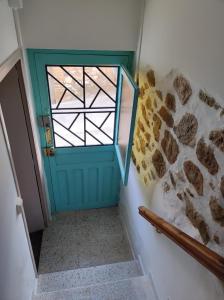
[{"x1": 38, "y1": 207, "x2": 133, "y2": 274}]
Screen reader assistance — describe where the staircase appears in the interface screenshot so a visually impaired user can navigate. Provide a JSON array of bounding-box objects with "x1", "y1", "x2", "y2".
[{"x1": 33, "y1": 260, "x2": 156, "y2": 300}]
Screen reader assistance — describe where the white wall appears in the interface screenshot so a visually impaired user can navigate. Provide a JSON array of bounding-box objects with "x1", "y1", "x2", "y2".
[
  {"x1": 0, "y1": 0, "x2": 49, "y2": 229},
  {"x1": 0, "y1": 119, "x2": 35, "y2": 300},
  {"x1": 121, "y1": 164, "x2": 224, "y2": 300},
  {"x1": 0, "y1": 0, "x2": 18, "y2": 64},
  {"x1": 18, "y1": 0, "x2": 142, "y2": 51},
  {"x1": 140, "y1": 0, "x2": 224, "y2": 98},
  {"x1": 121, "y1": 0, "x2": 224, "y2": 299}
]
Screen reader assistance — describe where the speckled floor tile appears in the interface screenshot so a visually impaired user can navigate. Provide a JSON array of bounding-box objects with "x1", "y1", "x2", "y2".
[
  {"x1": 33, "y1": 276, "x2": 155, "y2": 300},
  {"x1": 37, "y1": 261, "x2": 142, "y2": 293},
  {"x1": 38, "y1": 207, "x2": 133, "y2": 274}
]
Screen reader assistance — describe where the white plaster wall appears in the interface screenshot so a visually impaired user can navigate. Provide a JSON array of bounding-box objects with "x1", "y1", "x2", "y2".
[
  {"x1": 0, "y1": 120, "x2": 35, "y2": 300},
  {"x1": 18, "y1": 0, "x2": 142, "y2": 51},
  {"x1": 120, "y1": 0, "x2": 224, "y2": 299},
  {"x1": 140, "y1": 0, "x2": 224, "y2": 98},
  {"x1": 13, "y1": 11, "x2": 52, "y2": 221},
  {"x1": 120, "y1": 163, "x2": 224, "y2": 300},
  {"x1": 0, "y1": 0, "x2": 18, "y2": 64}
]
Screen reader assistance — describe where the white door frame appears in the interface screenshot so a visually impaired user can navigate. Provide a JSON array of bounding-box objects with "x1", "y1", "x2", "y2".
[{"x1": 0, "y1": 101, "x2": 38, "y2": 276}]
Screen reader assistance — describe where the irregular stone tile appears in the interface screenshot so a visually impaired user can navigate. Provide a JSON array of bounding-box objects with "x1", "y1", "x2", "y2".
[
  {"x1": 132, "y1": 151, "x2": 137, "y2": 166},
  {"x1": 141, "y1": 103, "x2": 150, "y2": 126},
  {"x1": 209, "y1": 181, "x2": 215, "y2": 191},
  {"x1": 209, "y1": 196, "x2": 224, "y2": 226},
  {"x1": 180, "y1": 191, "x2": 188, "y2": 199},
  {"x1": 163, "y1": 182, "x2": 170, "y2": 193},
  {"x1": 173, "y1": 75, "x2": 192, "y2": 105},
  {"x1": 186, "y1": 188, "x2": 194, "y2": 198},
  {"x1": 199, "y1": 90, "x2": 221, "y2": 110},
  {"x1": 214, "y1": 103, "x2": 221, "y2": 110},
  {"x1": 154, "y1": 99, "x2": 158, "y2": 109},
  {"x1": 151, "y1": 170, "x2": 156, "y2": 180},
  {"x1": 175, "y1": 170, "x2": 186, "y2": 183},
  {"x1": 138, "y1": 119, "x2": 145, "y2": 133},
  {"x1": 144, "y1": 176, "x2": 148, "y2": 185},
  {"x1": 139, "y1": 135, "x2": 146, "y2": 155},
  {"x1": 177, "y1": 193, "x2": 183, "y2": 201},
  {"x1": 169, "y1": 171, "x2": 176, "y2": 189},
  {"x1": 144, "y1": 82, "x2": 149, "y2": 90},
  {"x1": 185, "y1": 198, "x2": 210, "y2": 244},
  {"x1": 135, "y1": 140, "x2": 140, "y2": 152},
  {"x1": 158, "y1": 106, "x2": 174, "y2": 128},
  {"x1": 183, "y1": 161, "x2": 203, "y2": 196},
  {"x1": 145, "y1": 96, "x2": 153, "y2": 112},
  {"x1": 209, "y1": 129, "x2": 224, "y2": 152},
  {"x1": 136, "y1": 126, "x2": 140, "y2": 138},
  {"x1": 152, "y1": 150, "x2": 166, "y2": 178},
  {"x1": 214, "y1": 235, "x2": 220, "y2": 244},
  {"x1": 144, "y1": 132, "x2": 151, "y2": 143},
  {"x1": 141, "y1": 160, "x2": 147, "y2": 170},
  {"x1": 140, "y1": 86, "x2": 145, "y2": 99},
  {"x1": 136, "y1": 165, "x2": 140, "y2": 173},
  {"x1": 196, "y1": 138, "x2": 219, "y2": 175},
  {"x1": 156, "y1": 90, "x2": 163, "y2": 101},
  {"x1": 165, "y1": 93, "x2": 176, "y2": 112},
  {"x1": 146, "y1": 70, "x2": 155, "y2": 87},
  {"x1": 220, "y1": 176, "x2": 224, "y2": 198},
  {"x1": 161, "y1": 130, "x2": 179, "y2": 164},
  {"x1": 152, "y1": 113, "x2": 162, "y2": 142},
  {"x1": 174, "y1": 113, "x2": 198, "y2": 146},
  {"x1": 220, "y1": 109, "x2": 224, "y2": 117}
]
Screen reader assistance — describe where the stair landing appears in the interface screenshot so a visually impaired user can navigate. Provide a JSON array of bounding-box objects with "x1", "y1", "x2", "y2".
[{"x1": 39, "y1": 207, "x2": 133, "y2": 274}]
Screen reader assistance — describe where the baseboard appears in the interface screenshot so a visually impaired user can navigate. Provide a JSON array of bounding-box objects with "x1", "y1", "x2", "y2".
[
  {"x1": 118, "y1": 206, "x2": 137, "y2": 261},
  {"x1": 118, "y1": 203, "x2": 160, "y2": 300},
  {"x1": 32, "y1": 276, "x2": 38, "y2": 298},
  {"x1": 137, "y1": 254, "x2": 147, "y2": 276}
]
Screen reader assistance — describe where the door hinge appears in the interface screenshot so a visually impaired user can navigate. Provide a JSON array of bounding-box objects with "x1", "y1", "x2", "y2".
[{"x1": 43, "y1": 147, "x2": 55, "y2": 157}]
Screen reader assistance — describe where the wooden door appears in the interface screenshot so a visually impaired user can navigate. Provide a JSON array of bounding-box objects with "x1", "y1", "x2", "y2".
[{"x1": 0, "y1": 63, "x2": 44, "y2": 232}]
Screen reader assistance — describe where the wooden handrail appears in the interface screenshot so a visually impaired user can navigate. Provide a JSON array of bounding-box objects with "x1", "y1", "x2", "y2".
[{"x1": 139, "y1": 206, "x2": 224, "y2": 281}]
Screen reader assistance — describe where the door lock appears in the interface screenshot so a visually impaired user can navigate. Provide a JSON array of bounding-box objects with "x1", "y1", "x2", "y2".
[
  {"x1": 43, "y1": 147, "x2": 55, "y2": 157},
  {"x1": 45, "y1": 127, "x2": 52, "y2": 145}
]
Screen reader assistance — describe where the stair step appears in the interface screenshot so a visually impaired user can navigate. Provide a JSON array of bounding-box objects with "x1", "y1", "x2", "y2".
[
  {"x1": 37, "y1": 260, "x2": 142, "y2": 294},
  {"x1": 33, "y1": 275, "x2": 156, "y2": 300}
]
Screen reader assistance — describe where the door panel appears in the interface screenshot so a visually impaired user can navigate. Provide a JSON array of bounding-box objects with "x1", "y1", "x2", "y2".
[
  {"x1": 0, "y1": 65, "x2": 44, "y2": 232},
  {"x1": 49, "y1": 146, "x2": 120, "y2": 211}
]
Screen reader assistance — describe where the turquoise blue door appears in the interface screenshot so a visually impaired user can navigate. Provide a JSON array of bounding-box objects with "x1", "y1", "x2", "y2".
[{"x1": 28, "y1": 50, "x2": 136, "y2": 213}]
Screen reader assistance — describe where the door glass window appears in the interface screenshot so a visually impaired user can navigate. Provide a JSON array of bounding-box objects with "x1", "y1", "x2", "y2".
[{"x1": 46, "y1": 66, "x2": 118, "y2": 147}]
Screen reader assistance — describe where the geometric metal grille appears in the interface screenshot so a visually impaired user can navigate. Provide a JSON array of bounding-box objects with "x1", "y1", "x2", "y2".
[{"x1": 46, "y1": 66, "x2": 118, "y2": 147}]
